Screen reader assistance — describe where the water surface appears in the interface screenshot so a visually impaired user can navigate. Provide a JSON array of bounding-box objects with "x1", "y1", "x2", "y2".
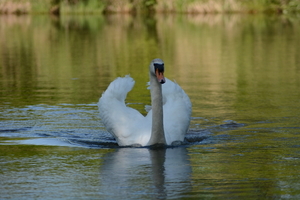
[{"x1": 1, "y1": 14, "x2": 300, "y2": 199}]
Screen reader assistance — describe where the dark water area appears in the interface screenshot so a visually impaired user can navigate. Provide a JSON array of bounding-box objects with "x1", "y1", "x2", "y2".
[{"x1": 1, "y1": 14, "x2": 300, "y2": 199}]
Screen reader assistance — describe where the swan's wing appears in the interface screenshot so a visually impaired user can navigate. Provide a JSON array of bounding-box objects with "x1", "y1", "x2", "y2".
[
  {"x1": 162, "y1": 78, "x2": 192, "y2": 144},
  {"x1": 98, "y1": 75, "x2": 151, "y2": 146}
]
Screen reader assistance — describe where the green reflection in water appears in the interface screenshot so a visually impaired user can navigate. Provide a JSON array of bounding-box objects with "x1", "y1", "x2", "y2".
[
  {"x1": 0, "y1": 144, "x2": 110, "y2": 199},
  {"x1": 1, "y1": 13, "x2": 300, "y2": 199}
]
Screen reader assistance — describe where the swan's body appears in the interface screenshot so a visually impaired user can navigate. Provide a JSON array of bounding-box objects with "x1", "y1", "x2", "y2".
[{"x1": 98, "y1": 59, "x2": 191, "y2": 146}]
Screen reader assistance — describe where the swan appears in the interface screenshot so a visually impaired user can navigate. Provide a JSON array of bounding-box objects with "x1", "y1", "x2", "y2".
[{"x1": 98, "y1": 58, "x2": 191, "y2": 147}]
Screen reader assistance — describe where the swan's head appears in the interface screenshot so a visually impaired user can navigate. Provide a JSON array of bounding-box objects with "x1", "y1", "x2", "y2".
[{"x1": 150, "y1": 58, "x2": 166, "y2": 84}]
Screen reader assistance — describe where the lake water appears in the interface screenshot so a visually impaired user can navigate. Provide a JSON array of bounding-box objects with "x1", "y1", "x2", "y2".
[{"x1": 1, "y1": 14, "x2": 300, "y2": 199}]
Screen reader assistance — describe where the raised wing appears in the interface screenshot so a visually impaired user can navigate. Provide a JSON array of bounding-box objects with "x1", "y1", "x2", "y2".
[
  {"x1": 162, "y1": 78, "x2": 192, "y2": 144},
  {"x1": 98, "y1": 75, "x2": 151, "y2": 146}
]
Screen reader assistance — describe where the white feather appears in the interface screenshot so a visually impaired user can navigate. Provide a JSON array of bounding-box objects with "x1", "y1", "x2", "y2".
[{"x1": 98, "y1": 72, "x2": 192, "y2": 146}]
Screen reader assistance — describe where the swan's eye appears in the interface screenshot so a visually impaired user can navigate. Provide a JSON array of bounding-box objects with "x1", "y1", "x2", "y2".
[{"x1": 154, "y1": 63, "x2": 164, "y2": 73}]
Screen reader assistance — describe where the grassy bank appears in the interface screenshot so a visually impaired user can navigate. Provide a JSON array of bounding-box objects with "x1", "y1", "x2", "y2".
[
  {"x1": 156, "y1": 0, "x2": 300, "y2": 14},
  {"x1": 0, "y1": 0, "x2": 106, "y2": 14},
  {"x1": 0, "y1": 0, "x2": 300, "y2": 14}
]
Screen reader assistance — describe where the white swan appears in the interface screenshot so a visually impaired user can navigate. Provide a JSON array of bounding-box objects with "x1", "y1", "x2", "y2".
[{"x1": 98, "y1": 58, "x2": 192, "y2": 146}]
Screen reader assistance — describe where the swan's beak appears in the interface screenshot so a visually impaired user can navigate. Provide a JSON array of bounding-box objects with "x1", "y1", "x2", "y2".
[{"x1": 155, "y1": 69, "x2": 165, "y2": 84}]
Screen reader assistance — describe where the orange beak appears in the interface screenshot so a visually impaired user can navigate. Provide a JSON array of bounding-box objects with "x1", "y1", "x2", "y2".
[{"x1": 155, "y1": 68, "x2": 165, "y2": 84}]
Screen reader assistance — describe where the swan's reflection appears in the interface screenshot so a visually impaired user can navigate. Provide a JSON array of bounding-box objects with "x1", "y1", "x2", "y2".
[{"x1": 99, "y1": 147, "x2": 191, "y2": 199}]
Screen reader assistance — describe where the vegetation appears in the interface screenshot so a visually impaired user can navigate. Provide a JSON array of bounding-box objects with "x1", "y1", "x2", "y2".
[{"x1": 0, "y1": 0, "x2": 300, "y2": 14}]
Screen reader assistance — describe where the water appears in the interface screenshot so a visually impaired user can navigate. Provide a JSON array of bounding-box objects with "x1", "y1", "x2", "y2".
[{"x1": 1, "y1": 14, "x2": 300, "y2": 199}]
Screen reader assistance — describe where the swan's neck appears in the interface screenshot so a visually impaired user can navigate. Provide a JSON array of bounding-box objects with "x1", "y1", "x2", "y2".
[{"x1": 148, "y1": 74, "x2": 166, "y2": 146}]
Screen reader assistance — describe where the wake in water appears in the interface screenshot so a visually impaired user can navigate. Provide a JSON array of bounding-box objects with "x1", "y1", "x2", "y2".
[
  {"x1": 0, "y1": 104, "x2": 245, "y2": 148},
  {"x1": 0, "y1": 121, "x2": 244, "y2": 149}
]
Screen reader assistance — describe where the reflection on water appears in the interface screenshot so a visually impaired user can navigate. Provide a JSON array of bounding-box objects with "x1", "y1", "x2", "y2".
[
  {"x1": 1, "y1": 13, "x2": 300, "y2": 199},
  {"x1": 100, "y1": 148, "x2": 191, "y2": 199},
  {"x1": 0, "y1": 144, "x2": 191, "y2": 199},
  {"x1": 0, "y1": 144, "x2": 104, "y2": 199}
]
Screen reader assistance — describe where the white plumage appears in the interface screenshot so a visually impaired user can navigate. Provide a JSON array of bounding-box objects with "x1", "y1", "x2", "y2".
[{"x1": 98, "y1": 59, "x2": 191, "y2": 146}]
